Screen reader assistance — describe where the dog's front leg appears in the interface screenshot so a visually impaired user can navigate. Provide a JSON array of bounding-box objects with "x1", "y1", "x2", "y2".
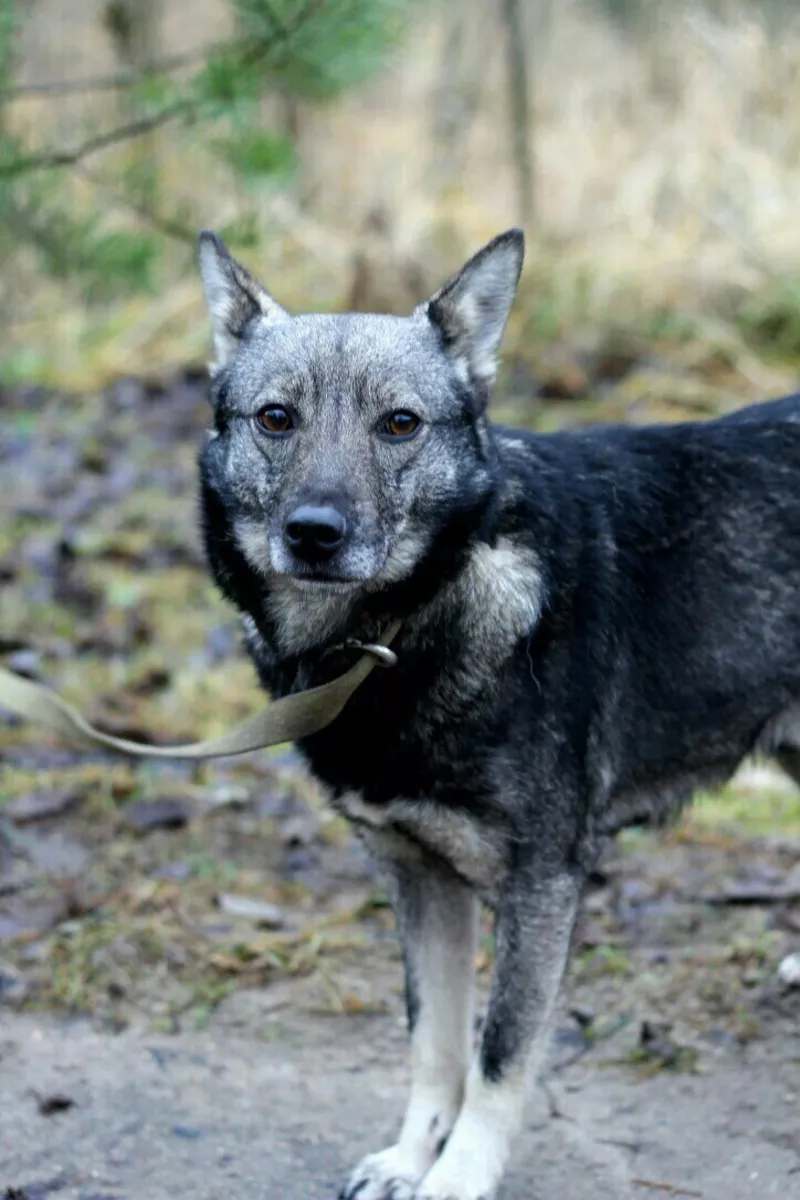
[
  {"x1": 339, "y1": 846, "x2": 479, "y2": 1200},
  {"x1": 417, "y1": 868, "x2": 582, "y2": 1200}
]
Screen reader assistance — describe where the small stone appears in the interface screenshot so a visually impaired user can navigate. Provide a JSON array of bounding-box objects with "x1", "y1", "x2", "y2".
[
  {"x1": 216, "y1": 893, "x2": 286, "y2": 928},
  {"x1": 34, "y1": 1092, "x2": 75, "y2": 1116},
  {"x1": 155, "y1": 861, "x2": 193, "y2": 881},
  {"x1": 278, "y1": 811, "x2": 319, "y2": 847},
  {"x1": 777, "y1": 951, "x2": 800, "y2": 987},
  {"x1": 172, "y1": 1124, "x2": 202, "y2": 1140},
  {"x1": 6, "y1": 650, "x2": 42, "y2": 679},
  {"x1": 205, "y1": 784, "x2": 251, "y2": 810}
]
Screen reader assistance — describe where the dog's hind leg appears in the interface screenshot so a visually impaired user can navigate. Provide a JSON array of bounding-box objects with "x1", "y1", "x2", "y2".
[
  {"x1": 416, "y1": 867, "x2": 582, "y2": 1200},
  {"x1": 339, "y1": 842, "x2": 479, "y2": 1200}
]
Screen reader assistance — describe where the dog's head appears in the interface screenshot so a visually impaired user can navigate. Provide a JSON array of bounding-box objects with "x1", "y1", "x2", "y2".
[{"x1": 197, "y1": 228, "x2": 524, "y2": 604}]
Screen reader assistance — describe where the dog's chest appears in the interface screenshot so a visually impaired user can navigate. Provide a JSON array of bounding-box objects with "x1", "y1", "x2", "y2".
[{"x1": 334, "y1": 792, "x2": 506, "y2": 893}]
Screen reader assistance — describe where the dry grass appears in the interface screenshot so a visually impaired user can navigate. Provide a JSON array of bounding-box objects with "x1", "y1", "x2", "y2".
[{"x1": 4, "y1": 1, "x2": 800, "y2": 386}]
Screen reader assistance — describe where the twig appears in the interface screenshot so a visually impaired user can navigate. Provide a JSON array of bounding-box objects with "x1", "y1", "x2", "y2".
[
  {"x1": 632, "y1": 1179, "x2": 703, "y2": 1198},
  {"x1": 0, "y1": 0, "x2": 323, "y2": 180},
  {"x1": 0, "y1": 103, "x2": 191, "y2": 177},
  {"x1": 0, "y1": 0, "x2": 320, "y2": 102},
  {"x1": 0, "y1": 50, "x2": 210, "y2": 101}
]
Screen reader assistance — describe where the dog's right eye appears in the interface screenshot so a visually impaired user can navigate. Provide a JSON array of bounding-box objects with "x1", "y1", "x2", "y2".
[
  {"x1": 256, "y1": 406, "x2": 294, "y2": 436},
  {"x1": 382, "y1": 410, "x2": 421, "y2": 439}
]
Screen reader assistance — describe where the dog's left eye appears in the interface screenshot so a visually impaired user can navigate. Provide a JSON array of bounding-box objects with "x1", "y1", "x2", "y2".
[
  {"x1": 382, "y1": 411, "x2": 421, "y2": 439},
  {"x1": 257, "y1": 406, "x2": 293, "y2": 436}
]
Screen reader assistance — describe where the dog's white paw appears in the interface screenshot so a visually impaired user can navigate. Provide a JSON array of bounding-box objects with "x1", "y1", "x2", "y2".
[
  {"x1": 338, "y1": 1145, "x2": 425, "y2": 1200},
  {"x1": 415, "y1": 1149, "x2": 498, "y2": 1200}
]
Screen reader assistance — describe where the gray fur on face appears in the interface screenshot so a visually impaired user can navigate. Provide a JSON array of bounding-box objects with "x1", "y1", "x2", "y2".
[{"x1": 197, "y1": 230, "x2": 524, "y2": 631}]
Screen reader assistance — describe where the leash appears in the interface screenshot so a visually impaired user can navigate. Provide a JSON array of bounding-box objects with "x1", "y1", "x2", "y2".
[{"x1": 0, "y1": 620, "x2": 402, "y2": 761}]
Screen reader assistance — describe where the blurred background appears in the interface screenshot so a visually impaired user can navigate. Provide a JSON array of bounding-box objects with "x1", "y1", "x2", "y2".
[
  {"x1": 4, "y1": 0, "x2": 800, "y2": 395},
  {"x1": 1, "y1": 1, "x2": 800, "y2": 1038}
]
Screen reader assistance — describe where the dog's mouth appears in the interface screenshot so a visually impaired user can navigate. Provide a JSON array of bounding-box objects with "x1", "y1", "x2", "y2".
[{"x1": 280, "y1": 572, "x2": 366, "y2": 594}]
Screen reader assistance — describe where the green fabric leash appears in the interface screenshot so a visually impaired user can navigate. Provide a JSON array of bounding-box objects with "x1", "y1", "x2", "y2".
[{"x1": 0, "y1": 620, "x2": 402, "y2": 761}]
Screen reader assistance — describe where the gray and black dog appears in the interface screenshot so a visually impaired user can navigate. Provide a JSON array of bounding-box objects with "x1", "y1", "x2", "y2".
[{"x1": 197, "y1": 226, "x2": 800, "y2": 1200}]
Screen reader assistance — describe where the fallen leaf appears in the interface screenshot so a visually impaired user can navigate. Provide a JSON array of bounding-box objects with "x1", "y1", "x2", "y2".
[
  {"x1": 7, "y1": 788, "x2": 83, "y2": 824},
  {"x1": 122, "y1": 798, "x2": 190, "y2": 833},
  {"x1": 0, "y1": 899, "x2": 70, "y2": 941}
]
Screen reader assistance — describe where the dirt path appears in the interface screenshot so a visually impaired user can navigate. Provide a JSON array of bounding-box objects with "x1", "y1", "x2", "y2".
[{"x1": 2, "y1": 991, "x2": 798, "y2": 1200}]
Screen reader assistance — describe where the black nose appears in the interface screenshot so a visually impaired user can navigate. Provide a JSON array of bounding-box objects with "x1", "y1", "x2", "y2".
[{"x1": 285, "y1": 504, "x2": 347, "y2": 563}]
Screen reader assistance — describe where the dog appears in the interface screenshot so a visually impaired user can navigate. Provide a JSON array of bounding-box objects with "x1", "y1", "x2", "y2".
[{"x1": 196, "y1": 226, "x2": 800, "y2": 1200}]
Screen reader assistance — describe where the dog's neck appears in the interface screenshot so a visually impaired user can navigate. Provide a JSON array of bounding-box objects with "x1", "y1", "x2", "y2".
[{"x1": 264, "y1": 577, "x2": 365, "y2": 661}]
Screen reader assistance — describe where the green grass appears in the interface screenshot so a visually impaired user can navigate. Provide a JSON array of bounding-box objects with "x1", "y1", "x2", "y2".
[{"x1": 687, "y1": 774, "x2": 800, "y2": 838}]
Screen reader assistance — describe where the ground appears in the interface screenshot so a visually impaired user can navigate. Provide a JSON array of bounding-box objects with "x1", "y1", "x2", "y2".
[
  {"x1": 1, "y1": 366, "x2": 800, "y2": 1198},
  {"x1": 1, "y1": 995, "x2": 798, "y2": 1200}
]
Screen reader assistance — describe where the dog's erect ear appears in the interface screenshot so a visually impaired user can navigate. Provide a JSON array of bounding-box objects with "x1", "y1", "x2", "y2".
[
  {"x1": 420, "y1": 229, "x2": 524, "y2": 391},
  {"x1": 198, "y1": 231, "x2": 288, "y2": 371}
]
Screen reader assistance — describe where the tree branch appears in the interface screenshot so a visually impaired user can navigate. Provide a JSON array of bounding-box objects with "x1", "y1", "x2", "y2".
[
  {"x1": 0, "y1": 51, "x2": 207, "y2": 101},
  {"x1": 1, "y1": 0, "x2": 323, "y2": 103},
  {"x1": 0, "y1": 103, "x2": 191, "y2": 177},
  {"x1": 0, "y1": 0, "x2": 327, "y2": 180}
]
